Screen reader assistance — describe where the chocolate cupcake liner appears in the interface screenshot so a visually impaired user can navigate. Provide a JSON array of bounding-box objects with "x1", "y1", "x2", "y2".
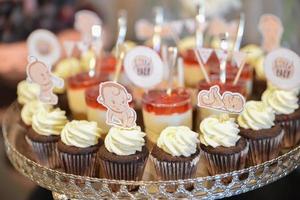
[
  {"x1": 99, "y1": 158, "x2": 148, "y2": 191},
  {"x1": 150, "y1": 155, "x2": 200, "y2": 181},
  {"x1": 27, "y1": 137, "x2": 60, "y2": 169},
  {"x1": 245, "y1": 130, "x2": 284, "y2": 166},
  {"x1": 202, "y1": 144, "x2": 249, "y2": 175},
  {"x1": 59, "y1": 151, "x2": 99, "y2": 177},
  {"x1": 277, "y1": 118, "x2": 300, "y2": 148}
]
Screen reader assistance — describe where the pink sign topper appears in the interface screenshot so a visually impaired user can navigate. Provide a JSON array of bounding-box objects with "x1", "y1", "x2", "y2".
[
  {"x1": 97, "y1": 81, "x2": 137, "y2": 129},
  {"x1": 26, "y1": 56, "x2": 64, "y2": 105},
  {"x1": 258, "y1": 14, "x2": 283, "y2": 53},
  {"x1": 197, "y1": 85, "x2": 245, "y2": 113},
  {"x1": 264, "y1": 48, "x2": 300, "y2": 90}
]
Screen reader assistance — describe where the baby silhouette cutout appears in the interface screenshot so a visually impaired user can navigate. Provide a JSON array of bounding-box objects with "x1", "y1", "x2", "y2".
[
  {"x1": 26, "y1": 56, "x2": 64, "y2": 105},
  {"x1": 97, "y1": 81, "x2": 137, "y2": 128},
  {"x1": 197, "y1": 85, "x2": 245, "y2": 113},
  {"x1": 258, "y1": 14, "x2": 283, "y2": 53}
]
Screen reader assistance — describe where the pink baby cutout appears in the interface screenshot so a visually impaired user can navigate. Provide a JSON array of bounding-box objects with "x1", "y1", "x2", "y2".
[
  {"x1": 197, "y1": 85, "x2": 245, "y2": 113},
  {"x1": 258, "y1": 14, "x2": 283, "y2": 53},
  {"x1": 97, "y1": 81, "x2": 137, "y2": 128},
  {"x1": 26, "y1": 57, "x2": 64, "y2": 105}
]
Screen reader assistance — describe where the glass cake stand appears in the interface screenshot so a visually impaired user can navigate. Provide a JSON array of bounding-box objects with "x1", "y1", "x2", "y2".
[{"x1": 2, "y1": 102, "x2": 300, "y2": 200}]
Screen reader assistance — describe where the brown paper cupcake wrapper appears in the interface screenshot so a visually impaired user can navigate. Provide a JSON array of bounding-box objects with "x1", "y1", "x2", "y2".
[
  {"x1": 245, "y1": 130, "x2": 284, "y2": 166},
  {"x1": 59, "y1": 152, "x2": 99, "y2": 177},
  {"x1": 150, "y1": 155, "x2": 200, "y2": 181},
  {"x1": 277, "y1": 118, "x2": 300, "y2": 148},
  {"x1": 202, "y1": 144, "x2": 249, "y2": 175},
  {"x1": 99, "y1": 158, "x2": 148, "y2": 191},
  {"x1": 27, "y1": 137, "x2": 60, "y2": 169}
]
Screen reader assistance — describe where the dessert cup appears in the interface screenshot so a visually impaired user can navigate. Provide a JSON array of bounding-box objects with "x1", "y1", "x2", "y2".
[
  {"x1": 67, "y1": 72, "x2": 107, "y2": 119},
  {"x1": 142, "y1": 88, "x2": 192, "y2": 145}
]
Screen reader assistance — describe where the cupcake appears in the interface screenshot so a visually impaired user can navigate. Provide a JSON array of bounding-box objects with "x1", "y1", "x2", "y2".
[
  {"x1": 58, "y1": 120, "x2": 102, "y2": 177},
  {"x1": 262, "y1": 89, "x2": 300, "y2": 148},
  {"x1": 99, "y1": 126, "x2": 148, "y2": 186},
  {"x1": 151, "y1": 126, "x2": 200, "y2": 181},
  {"x1": 238, "y1": 101, "x2": 284, "y2": 165},
  {"x1": 20, "y1": 100, "x2": 52, "y2": 130},
  {"x1": 27, "y1": 108, "x2": 68, "y2": 168},
  {"x1": 17, "y1": 80, "x2": 40, "y2": 107},
  {"x1": 200, "y1": 114, "x2": 249, "y2": 175}
]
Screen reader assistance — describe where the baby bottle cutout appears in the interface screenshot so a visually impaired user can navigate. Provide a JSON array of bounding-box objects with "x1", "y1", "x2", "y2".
[
  {"x1": 97, "y1": 81, "x2": 137, "y2": 129},
  {"x1": 26, "y1": 56, "x2": 64, "y2": 105},
  {"x1": 197, "y1": 85, "x2": 245, "y2": 113}
]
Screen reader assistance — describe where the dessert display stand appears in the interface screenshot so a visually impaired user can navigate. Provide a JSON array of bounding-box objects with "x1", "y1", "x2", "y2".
[{"x1": 3, "y1": 102, "x2": 300, "y2": 200}]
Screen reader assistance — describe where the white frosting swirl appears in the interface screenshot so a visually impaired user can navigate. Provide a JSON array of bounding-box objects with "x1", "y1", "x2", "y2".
[
  {"x1": 32, "y1": 108, "x2": 68, "y2": 136},
  {"x1": 21, "y1": 100, "x2": 52, "y2": 126},
  {"x1": 105, "y1": 126, "x2": 146, "y2": 156},
  {"x1": 17, "y1": 80, "x2": 40, "y2": 105},
  {"x1": 61, "y1": 120, "x2": 101, "y2": 148},
  {"x1": 157, "y1": 126, "x2": 199, "y2": 157},
  {"x1": 262, "y1": 89, "x2": 299, "y2": 115},
  {"x1": 238, "y1": 101, "x2": 275, "y2": 130},
  {"x1": 200, "y1": 115, "x2": 240, "y2": 148}
]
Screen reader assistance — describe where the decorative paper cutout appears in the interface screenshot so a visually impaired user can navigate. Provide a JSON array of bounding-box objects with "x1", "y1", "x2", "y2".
[
  {"x1": 264, "y1": 48, "x2": 300, "y2": 90},
  {"x1": 258, "y1": 14, "x2": 283, "y2": 53},
  {"x1": 27, "y1": 29, "x2": 61, "y2": 67},
  {"x1": 26, "y1": 56, "x2": 64, "y2": 105},
  {"x1": 207, "y1": 17, "x2": 238, "y2": 39},
  {"x1": 232, "y1": 51, "x2": 247, "y2": 67},
  {"x1": 124, "y1": 46, "x2": 164, "y2": 89},
  {"x1": 135, "y1": 19, "x2": 184, "y2": 40},
  {"x1": 195, "y1": 48, "x2": 213, "y2": 64},
  {"x1": 97, "y1": 81, "x2": 137, "y2": 128},
  {"x1": 197, "y1": 85, "x2": 245, "y2": 113},
  {"x1": 215, "y1": 49, "x2": 227, "y2": 63},
  {"x1": 63, "y1": 41, "x2": 75, "y2": 58},
  {"x1": 74, "y1": 10, "x2": 102, "y2": 43}
]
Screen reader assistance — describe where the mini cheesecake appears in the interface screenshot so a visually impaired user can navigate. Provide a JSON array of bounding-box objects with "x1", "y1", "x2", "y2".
[
  {"x1": 67, "y1": 72, "x2": 107, "y2": 119},
  {"x1": 85, "y1": 86, "x2": 110, "y2": 135},
  {"x1": 142, "y1": 88, "x2": 192, "y2": 144}
]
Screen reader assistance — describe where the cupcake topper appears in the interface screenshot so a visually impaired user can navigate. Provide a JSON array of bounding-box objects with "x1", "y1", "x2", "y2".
[
  {"x1": 264, "y1": 48, "x2": 300, "y2": 90},
  {"x1": 216, "y1": 32, "x2": 229, "y2": 84},
  {"x1": 195, "y1": 0, "x2": 206, "y2": 48},
  {"x1": 194, "y1": 47, "x2": 212, "y2": 83},
  {"x1": 74, "y1": 10, "x2": 102, "y2": 44},
  {"x1": 152, "y1": 7, "x2": 164, "y2": 53},
  {"x1": 166, "y1": 47, "x2": 178, "y2": 95},
  {"x1": 97, "y1": 81, "x2": 137, "y2": 128},
  {"x1": 197, "y1": 85, "x2": 245, "y2": 113},
  {"x1": 124, "y1": 46, "x2": 164, "y2": 89},
  {"x1": 232, "y1": 51, "x2": 247, "y2": 85},
  {"x1": 27, "y1": 29, "x2": 61, "y2": 68},
  {"x1": 258, "y1": 14, "x2": 283, "y2": 53},
  {"x1": 63, "y1": 40, "x2": 75, "y2": 58},
  {"x1": 115, "y1": 10, "x2": 127, "y2": 53},
  {"x1": 26, "y1": 56, "x2": 64, "y2": 105},
  {"x1": 233, "y1": 13, "x2": 245, "y2": 52}
]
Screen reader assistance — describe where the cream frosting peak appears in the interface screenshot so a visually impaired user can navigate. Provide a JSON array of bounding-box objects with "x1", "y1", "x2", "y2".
[
  {"x1": 200, "y1": 114, "x2": 240, "y2": 148},
  {"x1": 32, "y1": 108, "x2": 68, "y2": 136},
  {"x1": 238, "y1": 101, "x2": 275, "y2": 130},
  {"x1": 105, "y1": 126, "x2": 145, "y2": 156},
  {"x1": 17, "y1": 80, "x2": 40, "y2": 105},
  {"x1": 21, "y1": 100, "x2": 52, "y2": 126},
  {"x1": 61, "y1": 120, "x2": 101, "y2": 148},
  {"x1": 157, "y1": 126, "x2": 199, "y2": 157},
  {"x1": 262, "y1": 89, "x2": 299, "y2": 115}
]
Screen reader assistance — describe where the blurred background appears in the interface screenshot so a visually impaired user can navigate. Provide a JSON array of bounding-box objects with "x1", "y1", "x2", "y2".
[{"x1": 0, "y1": 0, "x2": 299, "y2": 199}]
